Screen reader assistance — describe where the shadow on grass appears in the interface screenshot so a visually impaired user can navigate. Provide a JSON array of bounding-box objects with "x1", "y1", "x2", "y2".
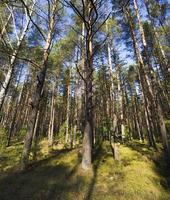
[
  {"x1": 0, "y1": 140, "x2": 110, "y2": 200},
  {"x1": 28, "y1": 148, "x2": 71, "y2": 169},
  {"x1": 126, "y1": 141, "x2": 170, "y2": 190},
  {"x1": 45, "y1": 161, "x2": 81, "y2": 200},
  {"x1": 84, "y1": 142, "x2": 109, "y2": 200},
  {"x1": 0, "y1": 148, "x2": 81, "y2": 200}
]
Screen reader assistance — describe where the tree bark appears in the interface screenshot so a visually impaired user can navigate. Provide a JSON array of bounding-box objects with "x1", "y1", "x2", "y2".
[{"x1": 82, "y1": 1, "x2": 94, "y2": 170}]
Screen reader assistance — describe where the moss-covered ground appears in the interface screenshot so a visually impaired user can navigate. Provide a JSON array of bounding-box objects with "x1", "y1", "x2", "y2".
[{"x1": 0, "y1": 138, "x2": 170, "y2": 200}]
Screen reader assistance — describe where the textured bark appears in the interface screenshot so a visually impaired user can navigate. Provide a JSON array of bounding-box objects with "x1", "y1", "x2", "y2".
[{"x1": 82, "y1": 1, "x2": 94, "y2": 170}]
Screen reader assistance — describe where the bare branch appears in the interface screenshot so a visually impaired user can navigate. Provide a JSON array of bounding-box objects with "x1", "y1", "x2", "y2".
[{"x1": 20, "y1": 0, "x2": 46, "y2": 42}]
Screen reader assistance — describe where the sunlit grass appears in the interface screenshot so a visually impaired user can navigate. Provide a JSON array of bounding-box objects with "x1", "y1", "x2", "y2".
[{"x1": 0, "y1": 134, "x2": 170, "y2": 200}]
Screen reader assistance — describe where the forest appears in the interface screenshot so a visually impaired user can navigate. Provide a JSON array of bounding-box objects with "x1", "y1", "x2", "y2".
[{"x1": 0, "y1": 0, "x2": 170, "y2": 199}]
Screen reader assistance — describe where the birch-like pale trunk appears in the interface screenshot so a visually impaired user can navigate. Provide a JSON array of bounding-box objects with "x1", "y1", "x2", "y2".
[{"x1": 0, "y1": 1, "x2": 36, "y2": 111}]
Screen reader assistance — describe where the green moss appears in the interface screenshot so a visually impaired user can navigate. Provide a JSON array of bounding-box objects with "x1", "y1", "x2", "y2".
[{"x1": 0, "y1": 138, "x2": 170, "y2": 200}]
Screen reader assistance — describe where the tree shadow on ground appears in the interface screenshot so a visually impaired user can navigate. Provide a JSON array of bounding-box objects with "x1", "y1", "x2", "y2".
[
  {"x1": 126, "y1": 141, "x2": 170, "y2": 190},
  {"x1": 28, "y1": 148, "x2": 71, "y2": 169},
  {"x1": 0, "y1": 139, "x2": 112, "y2": 200},
  {"x1": 0, "y1": 148, "x2": 80, "y2": 200},
  {"x1": 83, "y1": 141, "x2": 115, "y2": 200},
  {"x1": 0, "y1": 164, "x2": 78, "y2": 200},
  {"x1": 83, "y1": 145, "x2": 102, "y2": 200},
  {"x1": 46, "y1": 143, "x2": 106, "y2": 200}
]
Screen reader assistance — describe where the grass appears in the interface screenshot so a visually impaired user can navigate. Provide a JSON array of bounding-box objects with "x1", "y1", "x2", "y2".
[{"x1": 0, "y1": 137, "x2": 170, "y2": 200}]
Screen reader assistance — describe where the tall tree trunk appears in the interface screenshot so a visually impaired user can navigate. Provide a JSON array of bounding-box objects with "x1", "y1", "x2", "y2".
[
  {"x1": 21, "y1": 2, "x2": 58, "y2": 170},
  {"x1": 82, "y1": 2, "x2": 93, "y2": 170},
  {"x1": 106, "y1": 21, "x2": 115, "y2": 133}
]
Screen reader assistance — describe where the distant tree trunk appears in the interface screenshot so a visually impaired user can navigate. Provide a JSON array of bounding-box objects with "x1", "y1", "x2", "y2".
[
  {"x1": 48, "y1": 83, "x2": 55, "y2": 147},
  {"x1": 14, "y1": 81, "x2": 31, "y2": 133},
  {"x1": 132, "y1": 0, "x2": 170, "y2": 157},
  {"x1": 117, "y1": 65, "x2": 125, "y2": 141},
  {"x1": 22, "y1": 92, "x2": 30, "y2": 128},
  {"x1": 79, "y1": 22, "x2": 85, "y2": 133},
  {"x1": 106, "y1": 21, "x2": 115, "y2": 133},
  {"x1": 73, "y1": 69, "x2": 80, "y2": 148},
  {"x1": 129, "y1": 86, "x2": 142, "y2": 141},
  {"x1": 65, "y1": 69, "x2": 70, "y2": 145},
  {"x1": 6, "y1": 64, "x2": 24, "y2": 146},
  {"x1": 7, "y1": 83, "x2": 24, "y2": 146},
  {"x1": 0, "y1": 98, "x2": 11, "y2": 126},
  {"x1": 124, "y1": 7, "x2": 157, "y2": 148}
]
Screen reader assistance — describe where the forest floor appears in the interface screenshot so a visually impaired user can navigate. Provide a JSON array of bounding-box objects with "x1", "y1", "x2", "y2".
[{"x1": 0, "y1": 138, "x2": 170, "y2": 200}]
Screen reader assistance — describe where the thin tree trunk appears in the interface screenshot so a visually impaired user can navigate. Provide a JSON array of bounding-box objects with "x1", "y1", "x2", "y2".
[
  {"x1": 48, "y1": 83, "x2": 55, "y2": 147},
  {"x1": 65, "y1": 70, "x2": 70, "y2": 145}
]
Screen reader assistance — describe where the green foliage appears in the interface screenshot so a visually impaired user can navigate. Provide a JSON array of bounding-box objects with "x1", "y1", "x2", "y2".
[
  {"x1": 50, "y1": 30, "x2": 77, "y2": 69},
  {"x1": 101, "y1": 18, "x2": 120, "y2": 35}
]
